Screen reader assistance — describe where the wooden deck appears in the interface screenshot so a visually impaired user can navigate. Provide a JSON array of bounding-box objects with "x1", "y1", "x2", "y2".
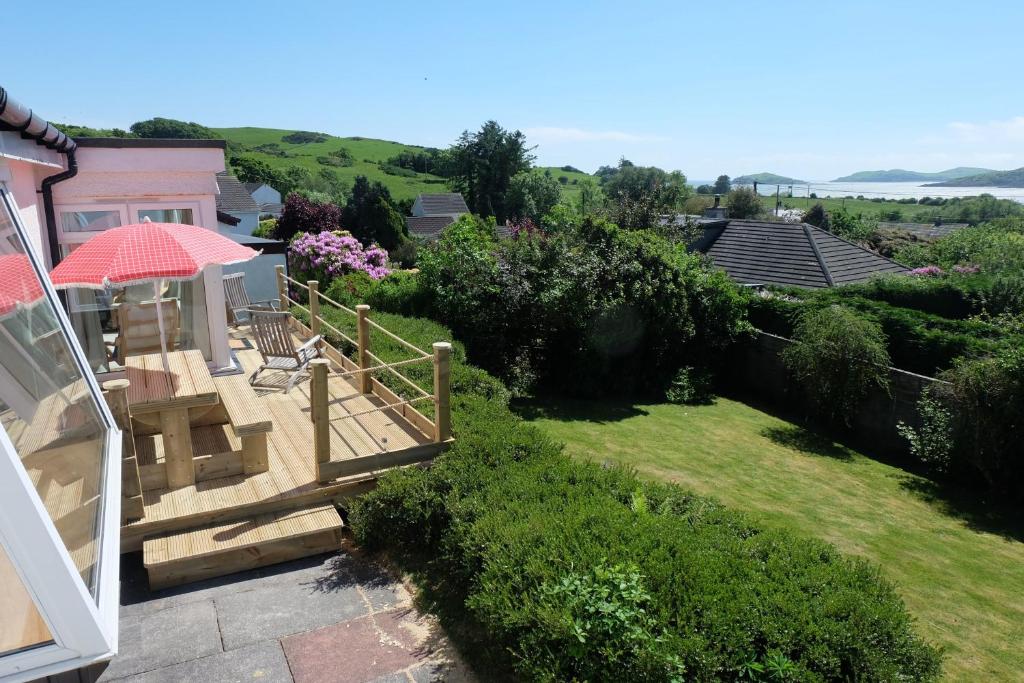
[{"x1": 121, "y1": 328, "x2": 448, "y2": 554}]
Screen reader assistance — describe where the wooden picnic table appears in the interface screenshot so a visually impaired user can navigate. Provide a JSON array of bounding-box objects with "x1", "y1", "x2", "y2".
[{"x1": 125, "y1": 350, "x2": 219, "y2": 488}]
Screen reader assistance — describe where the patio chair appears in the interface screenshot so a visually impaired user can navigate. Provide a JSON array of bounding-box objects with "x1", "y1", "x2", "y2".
[
  {"x1": 249, "y1": 310, "x2": 322, "y2": 392},
  {"x1": 223, "y1": 272, "x2": 279, "y2": 326},
  {"x1": 114, "y1": 299, "x2": 180, "y2": 363}
]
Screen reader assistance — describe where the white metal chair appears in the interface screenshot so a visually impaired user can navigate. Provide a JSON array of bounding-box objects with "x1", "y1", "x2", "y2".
[
  {"x1": 249, "y1": 310, "x2": 322, "y2": 392},
  {"x1": 223, "y1": 272, "x2": 279, "y2": 326}
]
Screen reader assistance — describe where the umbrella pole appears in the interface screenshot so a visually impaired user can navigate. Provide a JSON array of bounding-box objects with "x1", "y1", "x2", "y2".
[{"x1": 154, "y1": 280, "x2": 170, "y2": 373}]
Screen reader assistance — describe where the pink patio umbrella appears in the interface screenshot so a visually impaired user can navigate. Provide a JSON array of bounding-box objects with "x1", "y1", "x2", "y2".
[
  {"x1": 0, "y1": 253, "x2": 45, "y2": 321},
  {"x1": 49, "y1": 220, "x2": 259, "y2": 371}
]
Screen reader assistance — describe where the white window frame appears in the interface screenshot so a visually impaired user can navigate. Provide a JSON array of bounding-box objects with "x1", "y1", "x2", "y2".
[
  {"x1": 54, "y1": 204, "x2": 130, "y2": 245},
  {"x1": 0, "y1": 186, "x2": 121, "y2": 682}
]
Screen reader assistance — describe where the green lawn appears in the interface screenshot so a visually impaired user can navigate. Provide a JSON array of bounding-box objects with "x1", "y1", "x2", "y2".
[{"x1": 518, "y1": 396, "x2": 1024, "y2": 682}]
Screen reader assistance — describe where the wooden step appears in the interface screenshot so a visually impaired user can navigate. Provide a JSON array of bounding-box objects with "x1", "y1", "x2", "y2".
[
  {"x1": 142, "y1": 504, "x2": 343, "y2": 589},
  {"x1": 135, "y1": 424, "x2": 245, "y2": 491}
]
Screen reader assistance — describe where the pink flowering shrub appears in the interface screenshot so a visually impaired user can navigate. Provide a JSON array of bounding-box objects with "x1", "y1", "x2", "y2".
[
  {"x1": 909, "y1": 265, "x2": 944, "y2": 277},
  {"x1": 289, "y1": 231, "x2": 390, "y2": 286}
]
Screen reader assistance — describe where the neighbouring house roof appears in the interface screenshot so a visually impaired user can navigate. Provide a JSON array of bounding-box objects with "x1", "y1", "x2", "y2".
[
  {"x1": 216, "y1": 172, "x2": 260, "y2": 213},
  {"x1": 258, "y1": 202, "x2": 284, "y2": 216},
  {"x1": 216, "y1": 210, "x2": 241, "y2": 226},
  {"x1": 415, "y1": 193, "x2": 469, "y2": 215},
  {"x1": 242, "y1": 181, "x2": 265, "y2": 194},
  {"x1": 406, "y1": 215, "x2": 455, "y2": 240},
  {"x1": 226, "y1": 232, "x2": 287, "y2": 254},
  {"x1": 698, "y1": 219, "x2": 908, "y2": 288},
  {"x1": 876, "y1": 221, "x2": 969, "y2": 239},
  {"x1": 75, "y1": 137, "x2": 226, "y2": 149}
]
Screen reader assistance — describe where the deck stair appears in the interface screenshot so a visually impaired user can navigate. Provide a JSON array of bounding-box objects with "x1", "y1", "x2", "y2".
[{"x1": 142, "y1": 503, "x2": 343, "y2": 589}]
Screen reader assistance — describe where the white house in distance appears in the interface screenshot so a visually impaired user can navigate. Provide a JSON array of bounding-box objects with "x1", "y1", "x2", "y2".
[
  {"x1": 215, "y1": 171, "x2": 261, "y2": 235},
  {"x1": 243, "y1": 181, "x2": 283, "y2": 217}
]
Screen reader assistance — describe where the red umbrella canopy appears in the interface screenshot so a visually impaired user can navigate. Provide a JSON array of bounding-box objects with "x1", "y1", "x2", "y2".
[
  {"x1": 49, "y1": 222, "x2": 259, "y2": 290},
  {"x1": 0, "y1": 253, "x2": 45, "y2": 319}
]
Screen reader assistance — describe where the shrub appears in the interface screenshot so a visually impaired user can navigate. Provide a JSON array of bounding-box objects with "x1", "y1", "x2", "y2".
[
  {"x1": 665, "y1": 366, "x2": 713, "y2": 404},
  {"x1": 289, "y1": 231, "x2": 389, "y2": 287},
  {"x1": 349, "y1": 351, "x2": 942, "y2": 681},
  {"x1": 898, "y1": 389, "x2": 954, "y2": 476},
  {"x1": 725, "y1": 186, "x2": 762, "y2": 219},
  {"x1": 274, "y1": 193, "x2": 342, "y2": 240},
  {"x1": 281, "y1": 130, "x2": 329, "y2": 144},
  {"x1": 933, "y1": 348, "x2": 1024, "y2": 501},
  {"x1": 253, "y1": 218, "x2": 276, "y2": 239},
  {"x1": 782, "y1": 306, "x2": 891, "y2": 426}
]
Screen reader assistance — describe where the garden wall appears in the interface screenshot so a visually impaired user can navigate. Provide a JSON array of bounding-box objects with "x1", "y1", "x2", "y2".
[{"x1": 734, "y1": 331, "x2": 943, "y2": 457}]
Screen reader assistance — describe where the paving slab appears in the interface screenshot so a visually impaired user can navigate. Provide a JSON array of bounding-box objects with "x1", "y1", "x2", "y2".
[
  {"x1": 282, "y1": 609, "x2": 427, "y2": 683},
  {"x1": 100, "y1": 599, "x2": 221, "y2": 680},
  {"x1": 102, "y1": 640, "x2": 292, "y2": 683}
]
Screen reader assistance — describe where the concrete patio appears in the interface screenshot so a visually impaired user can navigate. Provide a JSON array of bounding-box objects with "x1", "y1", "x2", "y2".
[{"x1": 98, "y1": 545, "x2": 473, "y2": 682}]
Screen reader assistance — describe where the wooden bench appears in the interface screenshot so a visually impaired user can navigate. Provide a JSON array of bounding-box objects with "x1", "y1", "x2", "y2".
[{"x1": 213, "y1": 374, "x2": 273, "y2": 474}]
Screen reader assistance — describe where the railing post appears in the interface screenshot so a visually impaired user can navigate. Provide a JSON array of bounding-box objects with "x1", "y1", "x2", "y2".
[
  {"x1": 357, "y1": 304, "x2": 371, "y2": 394},
  {"x1": 310, "y1": 359, "x2": 331, "y2": 482},
  {"x1": 308, "y1": 279, "x2": 321, "y2": 338},
  {"x1": 433, "y1": 342, "x2": 452, "y2": 443},
  {"x1": 275, "y1": 264, "x2": 288, "y2": 313}
]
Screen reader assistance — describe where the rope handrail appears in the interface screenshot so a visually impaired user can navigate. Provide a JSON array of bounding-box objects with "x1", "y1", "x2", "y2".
[
  {"x1": 281, "y1": 294, "x2": 310, "y2": 316},
  {"x1": 312, "y1": 288, "x2": 358, "y2": 318},
  {"x1": 327, "y1": 394, "x2": 433, "y2": 422},
  {"x1": 366, "y1": 349, "x2": 433, "y2": 397},
  {"x1": 333, "y1": 355, "x2": 429, "y2": 378},
  {"x1": 366, "y1": 318, "x2": 431, "y2": 358}
]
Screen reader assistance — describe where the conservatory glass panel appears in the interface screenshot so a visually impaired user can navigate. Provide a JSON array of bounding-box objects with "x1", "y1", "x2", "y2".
[
  {"x1": 0, "y1": 542, "x2": 53, "y2": 656},
  {"x1": 0, "y1": 193, "x2": 107, "y2": 598}
]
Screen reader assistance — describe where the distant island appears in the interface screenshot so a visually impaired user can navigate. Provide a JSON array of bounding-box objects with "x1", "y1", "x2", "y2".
[
  {"x1": 925, "y1": 167, "x2": 1024, "y2": 188},
  {"x1": 832, "y1": 167, "x2": 993, "y2": 182},
  {"x1": 733, "y1": 172, "x2": 807, "y2": 185}
]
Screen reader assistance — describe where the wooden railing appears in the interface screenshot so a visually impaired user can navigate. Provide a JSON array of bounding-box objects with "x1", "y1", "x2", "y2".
[{"x1": 274, "y1": 266, "x2": 451, "y2": 477}]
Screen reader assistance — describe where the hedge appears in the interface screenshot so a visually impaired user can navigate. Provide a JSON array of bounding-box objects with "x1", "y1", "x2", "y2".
[{"x1": 345, "y1": 313, "x2": 942, "y2": 681}]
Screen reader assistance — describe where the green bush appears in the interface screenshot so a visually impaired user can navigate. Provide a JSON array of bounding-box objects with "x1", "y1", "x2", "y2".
[
  {"x1": 782, "y1": 306, "x2": 891, "y2": 426},
  {"x1": 350, "y1": 366, "x2": 942, "y2": 681}
]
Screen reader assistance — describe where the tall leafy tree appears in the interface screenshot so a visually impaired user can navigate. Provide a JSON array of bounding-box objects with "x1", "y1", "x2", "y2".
[
  {"x1": 444, "y1": 121, "x2": 535, "y2": 223},
  {"x1": 713, "y1": 175, "x2": 732, "y2": 194},
  {"x1": 230, "y1": 155, "x2": 281, "y2": 186},
  {"x1": 507, "y1": 170, "x2": 562, "y2": 224},
  {"x1": 273, "y1": 193, "x2": 342, "y2": 241},
  {"x1": 599, "y1": 158, "x2": 690, "y2": 228},
  {"x1": 342, "y1": 176, "x2": 407, "y2": 250},
  {"x1": 129, "y1": 117, "x2": 218, "y2": 139}
]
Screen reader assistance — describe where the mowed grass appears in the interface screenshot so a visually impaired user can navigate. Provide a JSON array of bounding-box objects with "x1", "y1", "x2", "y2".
[
  {"x1": 518, "y1": 396, "x2": 1024, "y2": 682},
  {"x1": 214, "y1": 127, "x2": 448, "y2": 200}
]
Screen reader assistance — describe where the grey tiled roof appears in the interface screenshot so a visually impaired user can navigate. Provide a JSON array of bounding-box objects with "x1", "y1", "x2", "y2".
[
  {"x1": 701, "y1": 220, "x2": 908, "y2": 288},
  {"x1": 406, "y1": 215, "x2": 455, "y2": 240},
  {"x1": 216, "y1": 172, "x2": 260, "y2": 212},
  {"x1": 242, "y1": 181, "x2": 265, "y2": 194},
  {"x1": 416, "y1": 193, "x2": 469, "y2": 215}
]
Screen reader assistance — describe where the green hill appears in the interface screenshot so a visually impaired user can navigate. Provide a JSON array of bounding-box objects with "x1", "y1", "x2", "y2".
[
  {"x1": 925, "y1": 167, "x2": 1024, "y2": 188},
  {"x1": 214, "y1": 127, "x2": 450, "y2": 201},
  {"x1": 833, "y1": 167, "x2": 993, "y2": 182},
  {"x1": 733, "y1": 172, "x2": 807, "y2": 185}
]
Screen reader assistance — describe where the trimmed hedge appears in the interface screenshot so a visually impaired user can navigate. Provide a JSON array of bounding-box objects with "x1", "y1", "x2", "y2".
[
  {"x1": 748, "y1": 291, "x2": 1014, "y2": 376},
  {"x1": 346, "y1": 313, "x2": 942, "y2": 681}
]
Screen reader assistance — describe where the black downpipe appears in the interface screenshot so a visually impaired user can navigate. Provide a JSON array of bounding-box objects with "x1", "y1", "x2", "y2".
[{"x1": 41, "y1": 148, "x2": 77, "y2": 267}]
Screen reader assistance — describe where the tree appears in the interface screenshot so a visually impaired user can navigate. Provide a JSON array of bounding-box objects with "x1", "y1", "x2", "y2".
[
  {"x1": 725, "y1": 187, "x2": 762, "y2": 219},
  {"x1": 230, "y1": 155, "x2": 281, "y2": 187},
  {"x1": 575, "y1": 178, "x2": 605, "y2": 218},
  {"x1": 507, "y1": 171, "x2": 562, "y2": 225},
  {"x1": 599, "y1": 159, "x2": 690, "y2": 228},
  {"x1": 273, "y1": 193, "x2": 342, "y2": 240},
  {"x1": 695, "y1": 184, "x2": 714, "y2": 195},
  {"x1": 782, "y1": 306, "x2": 891, "y2": 426},
  {"x1": 342, "y1": 176, "x2": 407, "y2": 250},
  {"x1": 713, "y1": 175, "x2": 731, "y2": 195},
  {"x1": 444, "y1": 120, "x2": 535, "y2": 223},
  {"x1": 802, "y1": 203, "x2": 828, "y2": 228},
  {"x1": 129, "y1": 117, "x2": 218, "y2": 139}
]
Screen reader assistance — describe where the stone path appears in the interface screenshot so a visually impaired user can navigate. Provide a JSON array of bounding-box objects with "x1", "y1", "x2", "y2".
[{"x1": 99, "y1": 547, "x2": 473, "y2": 682}]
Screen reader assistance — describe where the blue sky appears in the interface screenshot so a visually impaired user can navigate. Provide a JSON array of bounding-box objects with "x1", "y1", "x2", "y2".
[{"x1": 5, "y1": 1, "x2": 1023, "y2": 180}]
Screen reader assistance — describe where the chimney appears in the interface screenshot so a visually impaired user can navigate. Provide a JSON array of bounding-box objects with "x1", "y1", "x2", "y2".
[{"x1": 703, "y1": 194, "x2": 728, "y2": 220}]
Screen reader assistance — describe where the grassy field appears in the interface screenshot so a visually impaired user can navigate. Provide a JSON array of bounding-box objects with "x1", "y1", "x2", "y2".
[
  {"x1": 758, "y1": 193, "x2": 930, "y2": 218},
  {"x1": 518, "y1": 396, "x2": 1024, "y2": 681},
  {"x1": 214, "y1": 127, "x2": 595, "y2": 203},
  {"x1": 214, "y1": 127, "x2": 449, "y2": 201}
]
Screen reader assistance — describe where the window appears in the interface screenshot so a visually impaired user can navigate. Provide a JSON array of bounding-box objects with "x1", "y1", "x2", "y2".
[
  {"x1": 136, "y1": 207, "x2": 193, "y2": 224},
  {"x1": 59, "y1": 210, "x2": 122, "y2": 234},
  {"x1": 0, "y1": 184, "x2": 120, "y2": 677}
]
